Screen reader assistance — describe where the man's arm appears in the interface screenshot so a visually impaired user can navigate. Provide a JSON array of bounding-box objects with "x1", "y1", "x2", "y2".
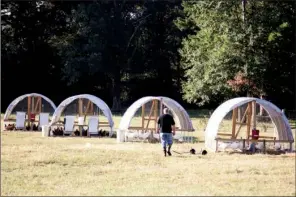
[{"x1": 157, "y1": 117, "x2": 160, "y2": 133}]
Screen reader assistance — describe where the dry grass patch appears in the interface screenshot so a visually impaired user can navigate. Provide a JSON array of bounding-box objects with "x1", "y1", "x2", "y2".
[{"x1": 1, "y1": 132, "x2": 295, "y2": 196}]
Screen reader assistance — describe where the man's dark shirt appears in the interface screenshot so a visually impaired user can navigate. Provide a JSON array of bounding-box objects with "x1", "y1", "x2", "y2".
[{"x1": 157, "y1": 114, "x2": 175, "y2": 133}]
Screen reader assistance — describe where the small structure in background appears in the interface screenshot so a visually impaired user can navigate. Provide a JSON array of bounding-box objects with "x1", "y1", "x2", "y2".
[
  {"x1": 205, "y1": 97, "x2": 294, "y2": 153},
  {"x1": 118, "y1": 96, "x2": 195, "y2": 143},
  {"x1": 3, "y1": 93, "x2": 56, "y2": 131},
  {"x1": 48, "y1": 94, "x2": 114, "y2": 137}
]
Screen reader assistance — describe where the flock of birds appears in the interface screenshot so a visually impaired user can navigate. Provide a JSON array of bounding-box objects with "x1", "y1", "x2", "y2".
[
  {"x1": 51, "y1": 127, "x2": 111, "y2": 137},
  {"x1": 5, "y1": 123, "x2": 40, "y2": 131},
  {"x1": 5, "y1": 124, "x2": 112, "y2": 137}
]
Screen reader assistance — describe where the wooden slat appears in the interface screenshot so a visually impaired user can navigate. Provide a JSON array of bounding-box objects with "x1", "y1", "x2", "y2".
[
  {"x1": 218, "y1": 133, "x2": 233, "y2": 136},
  {"x1": 78, "y1": 99, "x2": 83, "y2": 116},
  {"x1": 32, "y1": 97, "x2": 35, "y2": 114},
  {"x1": 98, "y1": 125, "x2": 111, "y2": 128},
  {"x1": 237, "y1": 107, "x2": 241, "y2": 122},
  {"x1": 248, "y1": 135, "x2": 276, "y2": 139},
  {"x1": 39, "y1": 97, "x2": 42, "y2": 113},
  {"x1": 99, "y1": 122, "x2": 110, "y2": 124},
  {"x1": 232, "y1": 108, "x2": 238, "y2": 138},
  {"x1": 4, "y1": 119, "x2": 16, "y2": 121},
  {"x1": 259, "y1": 136, "x2": 276, "y2": 139},
  {"x1": 33, "y1": 97, "x2": 38, "y2": 113},
  {"x1": 90, "y1": 102, "x2": 94, "y2": 115}
]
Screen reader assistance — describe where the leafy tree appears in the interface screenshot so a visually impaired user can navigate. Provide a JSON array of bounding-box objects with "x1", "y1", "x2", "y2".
[
  {"x1": 50, "y1": 1, "x2": 149, "y2": 110},
  {"x1": 1, "y1": 1, "x2": 78, "y2": 104},
  {"x1": 176, "y1": 0, "x2": 295, "y2": 107}
]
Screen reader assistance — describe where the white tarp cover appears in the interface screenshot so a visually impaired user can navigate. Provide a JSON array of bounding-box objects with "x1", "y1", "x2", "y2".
[
  {"x1": 4, "y1": 93, "x2": 57, "y2": 120},
  {"x1": 49, "y1": 94, "x2": 114, "y2": 129},
  {"x1": 119, "y1": 96, "x2": 194, "y2": 132},
  {"x1": 205, "y1": 97, "x2": 294, "y2": 152}
]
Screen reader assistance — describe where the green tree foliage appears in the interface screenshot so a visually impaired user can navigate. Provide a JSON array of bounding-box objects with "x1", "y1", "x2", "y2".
[
  {"x1": 1, "y1": 1, "x2": 77, "y2": 100},
  {"x1": 50, "y1": 1, "x2": 184, "y2": 109},
  {"x1": 50, "y1": 1, "x2": 146, "y2": 110},
  {"x1": 1, "y1": 0, "x2": 295, "y2": 110},
  {"x1": 127, "y1": 1, "x2": 184, "y2": 101},
  {"x1": 176, "y1": 0, "x2": 295, "y2": 107}
]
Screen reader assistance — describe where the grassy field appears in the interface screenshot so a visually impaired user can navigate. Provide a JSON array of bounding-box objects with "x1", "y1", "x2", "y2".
[{"x1": 1, "y1": 114, "x2": 296, "y2": 196}]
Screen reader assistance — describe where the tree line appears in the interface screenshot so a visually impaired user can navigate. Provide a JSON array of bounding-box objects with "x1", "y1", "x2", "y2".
[{"x1": 2, "y1": 0, "x2": 295, "y2": 111}]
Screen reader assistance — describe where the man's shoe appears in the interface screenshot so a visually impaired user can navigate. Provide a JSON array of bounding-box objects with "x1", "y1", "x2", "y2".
[
  {"x1": 167, "y1": 151, "x2": 172, "y2": 156},
  {"x1": 164, "y1": 150, "x2": 167, "y2": 157}
]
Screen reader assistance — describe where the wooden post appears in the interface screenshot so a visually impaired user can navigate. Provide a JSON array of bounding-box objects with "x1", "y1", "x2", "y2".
[
  {"x1": 142, "y1": 103, "x2": 145, "y2": 130},
  {"x1": 31, "y1": 97, "x2": 35, "y2": 114},
  {"x1": 40, "y1": 97, "x2": 42, "y2": 113},
  {"x1": 27, "y1": 96, "x2": 31, "y2": 129},
  {"x1": 232, "y1": 108, "x2": 238, "y2": 139},
  {"x1": 78, "y1": 99, "x2": 83, "y2": 116},
  {"x1": 38, "y1": 97, "x2": 41, "y2": 113},
  {"x1": 252, "y1": 101, "x2": 256, "y2": 129},
  {"x1": 238, "y1": 107, "x2": 241, "y2": 122},
  {"x1": 246, "y1": 102, "x2": 252, "y2": 143},
  {"x1": 90, "y1": 102, "x2": 94, "y2": 115}
]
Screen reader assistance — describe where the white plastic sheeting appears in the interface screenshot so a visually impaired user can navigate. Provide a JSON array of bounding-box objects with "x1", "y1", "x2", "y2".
[
  {"x1": 119, "y1": 96, "x2": 194, "y2": 132},
  {"x1": 4, "y1": 93, "x2": 57, "y2": 120},
  {"x1": 205, "y1": 97, "x2": 294, "y2": 152},
  {"x1": 49, "y1": 94, "x2": 114, "y2": 130}
]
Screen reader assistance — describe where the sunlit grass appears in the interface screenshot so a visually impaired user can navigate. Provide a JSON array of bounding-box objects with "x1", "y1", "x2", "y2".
[
  {"x1": 1, "y1": 110, "x2": 296, "y2": 196},
  {"x1": 1, "y1": 132, "x2": 295, "y2": 196}
]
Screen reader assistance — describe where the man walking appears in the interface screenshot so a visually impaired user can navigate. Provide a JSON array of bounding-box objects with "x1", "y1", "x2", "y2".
[{"x1": 157, "y1": 108, "x2": 176, "y2": 157}]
